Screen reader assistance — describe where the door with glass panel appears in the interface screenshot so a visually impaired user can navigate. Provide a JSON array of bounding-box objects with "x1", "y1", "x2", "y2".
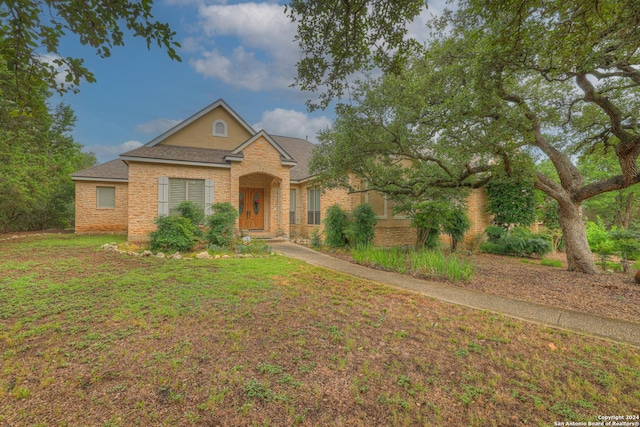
[{"x1": 239, "y1": 188, "x2": 264, "y2": 229}]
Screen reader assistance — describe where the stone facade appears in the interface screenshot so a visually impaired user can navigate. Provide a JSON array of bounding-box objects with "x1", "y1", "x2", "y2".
[
  {"x1": 74, "y1": 181, "x2": 128, "y2": 234},
  {"x1": 126, "y1": 163, "x2": 231, "y2": 241}
]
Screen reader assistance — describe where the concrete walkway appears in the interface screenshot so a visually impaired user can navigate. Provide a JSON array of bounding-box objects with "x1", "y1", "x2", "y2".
[{"x1": 271, "y1": 242, "x2": 640, "y2": 348}]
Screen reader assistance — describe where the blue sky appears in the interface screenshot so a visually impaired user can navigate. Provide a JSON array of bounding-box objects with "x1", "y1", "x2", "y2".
[{"x1": 54, "y1": 0, "x2": 436, "y2": 164}]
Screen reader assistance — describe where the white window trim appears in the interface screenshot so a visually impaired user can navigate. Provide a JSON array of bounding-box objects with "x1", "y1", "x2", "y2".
[
  {"x1": 212, "y1": 119, "x2": 228, "y2": 137},
  {"x1": 365, "y1": 191, "x2": 388, "y2": 219}
]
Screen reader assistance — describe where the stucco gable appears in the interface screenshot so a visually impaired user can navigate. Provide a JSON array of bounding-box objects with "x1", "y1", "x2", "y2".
[{"x1": 145, "y1": 99, "x2": 256, "y2": 151}]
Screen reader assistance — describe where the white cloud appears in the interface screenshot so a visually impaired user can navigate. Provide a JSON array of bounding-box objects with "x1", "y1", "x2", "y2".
[
  {"x1": 88, "y1": 140, "x2": 144, "y2": 163},
  {"x1": 189, "y1": 2, "x2": 299, "y2": 91},
  {"x1": 253, "y1": 108, "x2": 332, "y2": 143},
  {"x1": 135, "y1": 118, "x2": 181, "y2": 134}
]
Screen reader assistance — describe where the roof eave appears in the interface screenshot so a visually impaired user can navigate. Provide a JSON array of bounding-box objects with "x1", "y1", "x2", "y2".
[{"x1": 120, "y1": 156, "x2": 231, "y2": 169}]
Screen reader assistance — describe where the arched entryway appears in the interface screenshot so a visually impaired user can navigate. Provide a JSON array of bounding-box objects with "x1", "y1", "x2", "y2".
[{"x1": 238, "y1": 173, "x2": 281, "y2": 234}]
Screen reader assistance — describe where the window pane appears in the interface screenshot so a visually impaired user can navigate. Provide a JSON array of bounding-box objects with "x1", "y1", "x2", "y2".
[
  {"x1": 97, "y1": 187, "x2": 115, "y2": 208},
  {"x1": 169, "y1": 179, "x2": 186, "y2": 215},
  {"x1": 187, "y1": 179, "x2": 205, "y2": 210}
]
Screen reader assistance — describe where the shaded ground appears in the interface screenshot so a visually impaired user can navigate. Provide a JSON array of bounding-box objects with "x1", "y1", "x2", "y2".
[
  {"x1": 328, "y1": 246, "x2": 640, "y2": 325},
  {"x1": 463, "y1": 253, "x2": 640, "y2": 324}
]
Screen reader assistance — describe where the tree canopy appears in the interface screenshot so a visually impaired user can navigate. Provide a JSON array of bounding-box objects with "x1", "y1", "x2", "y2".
[
  {"x1": 0, "y1": 0, "x2": 181, "y2": 107},
  {"x1": 291, "y1": 0, "x2": 640, "y2": 273}
]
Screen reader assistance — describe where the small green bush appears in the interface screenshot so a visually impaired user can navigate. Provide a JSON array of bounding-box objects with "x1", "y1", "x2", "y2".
[
  {"x1": 345, "y1": 203, "x2": 377, "y2": 247},
  {"x1": 237, "y1": 239, "x2": 272, "y2": 254},
  {"x1": 150, "y1": 215, "x2": 200, "y2": 253},
  {"x1": 310, "y1": 228, "x2": 322, "y2": 249},
  {"x1": 443, "y1": 208, "x2": 471, "y2": 251},
  {"x1": 176, "y1": 201, "x2": 205, "y2": 227},
  {"x1": 480, "y1": 227, "x2": 552, "y2": 258},
  {"x1": 323, "y1": 204, "x2": 349, "y2": 248},
  {"x1": 205, "y1": 202, "x2": 238, "y2": 249},
  {"x1": 484, "y1": 225, "x2": 506, "y2": 243}
]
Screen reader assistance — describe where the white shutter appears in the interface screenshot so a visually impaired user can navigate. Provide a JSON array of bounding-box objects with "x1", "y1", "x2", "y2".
[
  {"x1": 158, "y1": 177, "x2": 169, "y2": 216},
  {"x1": 205, "y1": 179, "x2": 214, "y2": 216}
]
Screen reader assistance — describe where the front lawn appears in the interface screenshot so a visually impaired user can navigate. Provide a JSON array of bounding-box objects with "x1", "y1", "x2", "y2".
[{"x1": 0, "y1": 234, "x2": 638, "y2": 426}]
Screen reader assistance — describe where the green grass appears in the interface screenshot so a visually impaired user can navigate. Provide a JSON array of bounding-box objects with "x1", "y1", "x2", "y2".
[
  {"x1": 0, "y1": 234, "x2": 638, "y2": 426},
  {"x1": 540, "y1": 258, "x2": 563, "y2": 268},
  {"x1": 351, "y1": 244, "x2": 474, "y2": 282}
]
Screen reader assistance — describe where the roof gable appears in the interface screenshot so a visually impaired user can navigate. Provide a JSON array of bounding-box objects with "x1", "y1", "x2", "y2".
[
  {"x1": 224, "y1": 130, "x2": 297, "y2": 166},
  {"x1": 146, "y1": 99, "x2": 256, "y2": 150}
]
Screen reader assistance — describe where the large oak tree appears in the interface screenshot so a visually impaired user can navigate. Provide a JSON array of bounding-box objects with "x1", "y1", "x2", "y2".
[{"x1": 289, "y1": 0, "x2": 640, "y2": 274}]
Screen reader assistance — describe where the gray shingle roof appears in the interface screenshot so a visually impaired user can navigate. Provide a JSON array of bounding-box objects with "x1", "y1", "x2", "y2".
[
  {"x1": 71, "y1": 134, "x2": 316, "y2": 181},
  {"x1": 120, "y1": 145, "x2": 230, "y2": 165},
  {"x1": 270, "y1": 135, "x2": 314, "y2": 181},
  {"x1": 71, "y1": 159, "x2": 129, "y2": 181}
]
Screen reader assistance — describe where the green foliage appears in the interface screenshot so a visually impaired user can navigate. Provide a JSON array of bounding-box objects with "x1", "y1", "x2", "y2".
[
  {"x1": 236, "y1": 239, "x2": 272, "y2": 255},
  {"x1": 485, "y1": 177, "x2": 537, "y2": 228},
  {"x1": 0, "y1": 78, "x2": 96, "y2": 232},
  {"x1": 480, "y1": 227, "x2": 552, "y2": 258},
  {"x1": 292, "y1": 0, "x2": 640, "y2": 274},
  {"x1": 205, "y1": 202, "x2": 238, "y2": 249},
  {"x1": 344, "y1": 203, "x2": 377, "y2": 247},
  {"x1": 540, "y1": 259, "x2": 562, "y2": 268},
  {"x1": 442, "y1": 207, "x2": 471, "y2": 251},
  {"x1": 323, "y1": 204, "x2": 349, "y2": 248},
  {"x1": 310, "y1": 228, "x2": 322, "y2": 249},
  {"x1": 350, "y1": 245, "x2": 474, "y2": 282},
  {"x1": 1, "y1": 0, "x2": 180, "y2": 107},
  {"x1": 176, "y1": 201, "x2": 205, "y2": 227},
  {"x1": 485, "y1": 226, "x2": 507, "y2": 243},
  {"x1": 609, "y1": 229, "x2": 640, "y2": 261},
  {"x1": 149, "y1": 216, "x2": 199, "y2": 253},
  {"x1": 398, "y1": 200, "x2": 469, "y2": 251}
]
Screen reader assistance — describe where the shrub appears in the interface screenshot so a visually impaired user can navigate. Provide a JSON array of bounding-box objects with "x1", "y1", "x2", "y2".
[
  {"x1": 345, "y1": 203, "x2": 377, "y2": 247},
  {"x1": 310, "y1": 228, "x2": 322, "y2": 249},
  {"x1": 323, "y1": 204, "x2": 349, "y2": 248},
  {"x1": 176, "y1": 201, "x2": 205, "y2": 227},
  {"x1": 150, "y1": 215, "x2": 200, "y2": 253},
  {"x1": 609, "y1": 228, "x2": 640, "y2": 261},
  {"x1": 205, "y1": 202, "x2": 238, "y2": 249},
  {"x1": 480, "y1": 227, "x2": 552, "y2": 258},
  {"x1": 443, "y1": 208, "x2": 471, "y2": 251},
  {"x1": 484, "y1": 225, "x2": 506, "y2": 243}
]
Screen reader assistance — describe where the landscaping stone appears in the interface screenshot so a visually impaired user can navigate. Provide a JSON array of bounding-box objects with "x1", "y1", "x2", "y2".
[
  {"x1": 196, "y1": 251, "x2": 211, "y2": 259},
  {"x1": 141, "y1": 250, "x2": 153, "y2": 257},
  {"x1": 156, "y1": 253, "x2": 165, "y2": 258}
]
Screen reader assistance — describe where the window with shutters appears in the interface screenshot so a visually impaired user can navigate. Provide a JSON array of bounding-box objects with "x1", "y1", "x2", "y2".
[
  {"x1": 96, "y1": 187, "x2": 116, "y2": 209},
  {"x1": 169, "y1": 178, "x2": 205, "y2": 216},
  {"x1": 307, "y1": 188, "x2": 321, "y2": 225},
  {"x1": 212, "y1": 119, "x2": 227, "y2": 137}
]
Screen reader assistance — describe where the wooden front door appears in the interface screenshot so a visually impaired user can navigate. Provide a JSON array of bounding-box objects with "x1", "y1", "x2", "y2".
[{"x1": 238, "y1": 188, "x2": 265, "y2": 230}]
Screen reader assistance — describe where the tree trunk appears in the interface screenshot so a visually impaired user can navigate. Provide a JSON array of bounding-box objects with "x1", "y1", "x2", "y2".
[{"x1": 557, "y1": 200, "x2": 599, "y2": 274}]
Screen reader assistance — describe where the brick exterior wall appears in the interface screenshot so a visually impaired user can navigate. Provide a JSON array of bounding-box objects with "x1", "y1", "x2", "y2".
[
  {"x1": 75, "y1": 181, "x2": 128, "y2": 233},
  {"x1": 292, "y1": 183, "x2": 491, "y2": 248},
  {"x1": 127, "y1": 162, "x2": 230, "y2": 241}
]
